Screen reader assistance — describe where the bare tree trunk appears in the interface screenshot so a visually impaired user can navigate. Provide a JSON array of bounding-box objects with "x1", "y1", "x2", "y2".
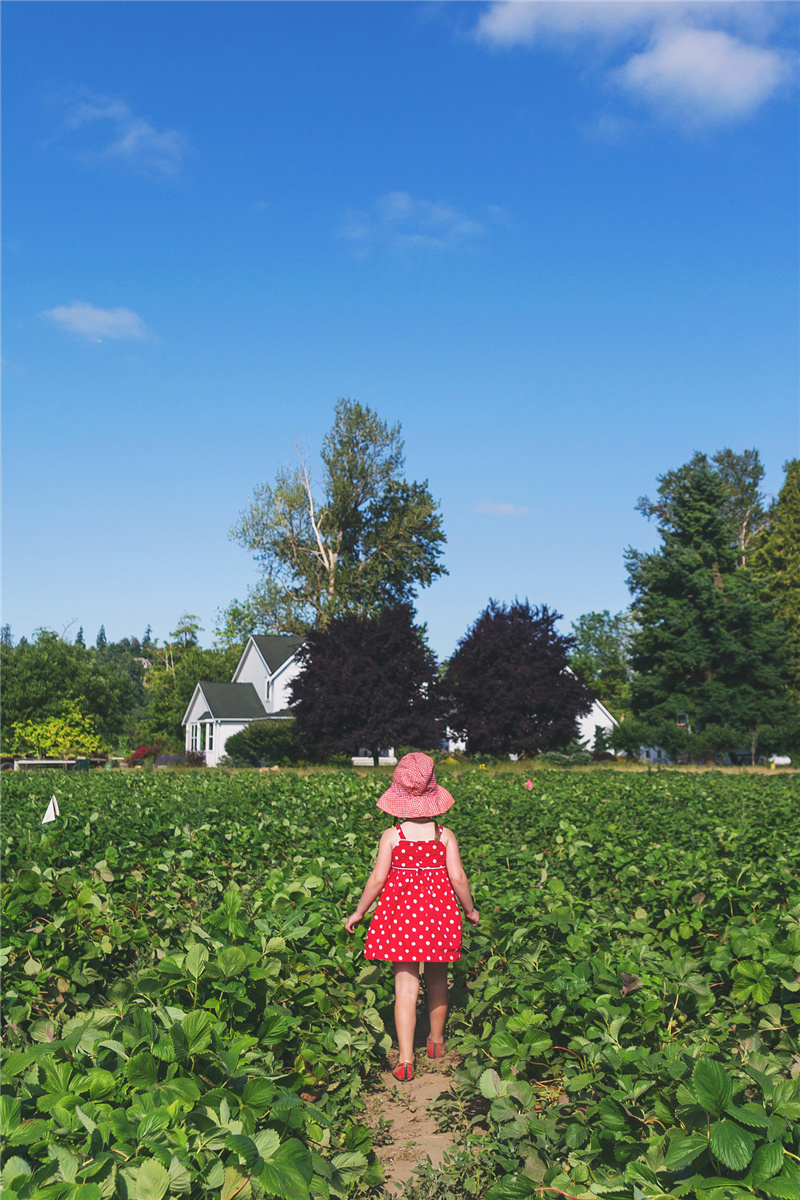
[{"x1": 750, "y1": 726, "x2": 760, "y2": 766}]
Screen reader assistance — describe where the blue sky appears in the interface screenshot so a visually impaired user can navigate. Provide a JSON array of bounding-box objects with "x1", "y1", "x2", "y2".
[{"x1": 3, "y1": 1, "x2": 798, "y2": 659}]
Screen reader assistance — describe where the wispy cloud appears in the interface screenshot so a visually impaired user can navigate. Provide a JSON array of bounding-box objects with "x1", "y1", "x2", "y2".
[
  {"x1": 42, "y1": 301, "x2": 149, "y2": 342},
  {"x1": 473, "y1": 2, "x2": 792, "y2": 127},
  {"x1": 473, "y1": 500, "x2": 532, "y2": 516},
  {"x1": 341, "y1": 191, "x2": 500, "y2": 255},
  {"x1": 53, "y1": 89, "x2": 190, "y2": 177}
]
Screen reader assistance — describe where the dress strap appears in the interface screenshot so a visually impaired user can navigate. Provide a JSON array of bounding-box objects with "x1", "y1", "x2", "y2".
[{"x1": 395, "y1": 824, "x2": 407, "y2": 840}]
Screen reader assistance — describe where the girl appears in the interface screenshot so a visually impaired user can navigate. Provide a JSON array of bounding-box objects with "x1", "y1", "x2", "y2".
[{"x1": 345, "y1": 752, "x2": 479, "y2": 1081}]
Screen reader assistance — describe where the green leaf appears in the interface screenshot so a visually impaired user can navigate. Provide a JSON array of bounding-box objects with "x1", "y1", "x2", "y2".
[
  {"x1": 330, "y1": 1152, "x2": 368, "y2": 1184},
  {"x1": 216, "y1": 947, "x2": 248, "y2": 978},
  {"x1": 1, "y1": 1157, "x2": 32, "y2": 1190},
  {"x1": 596, "y1": 1098, "x2": 628, "y2": 1132},
  {"x1": 486, "y1": 1178, "x2": 539, "y2": 1200},
  {"x1": 180, "y1": 1010, "x2": 213, "y2": 1056},
  {"x1": 479, "y1": 1069, "x2": 506, "y2": 1099},
  {"x1": 732, "y1": 961, "x2": 774, "y2": 1005},
  {"x1": 665, "y1": 1134, "x2": 709, "y2": 1171},
  {"x1": 126, "y1": 1051, "x2": 158, "y2": 1088},
  {"x1": 254, "y1": 1130, "x2": 281, "y2": 1160},
  {"x1": 525, "y1": 1032, "x2": 552, "y2": 1056},
  {"x1": 768, "y1": 1176, "x2": 800, "y2": 1200},
  {"x1": 134, "y1": 1159, "x2": 171, "y2": 1200},
  {"x1": 692, "y1": 1059, "x2": 733, "y2": 1117},
  {"x1": 490, "y1": 1031, "x2": 519, "y2": 1058},
  {"x1": 226, "y1": 1134, "x2": 260, "y2": 1170},
  {"x1": 159, "y1": 1077, "x2": 201, "y2": 1106},
  {"x1": 0, "y1": 1094, "x2": 21, "y2": 1134},
  {"x1": 243, "y1": 1079, "x2": 276, "y2": 1113},
  {"x1": 749, "y1": 1140, "x2": 784, "y2": 1183},
  {"x1": 709, "y1": 1120, "x2": 755, "y2": 1171},
  {"x1": 259, "y1": 1142, "x2": 310, "y2": 1200},
  {"x1": 221, "y1": 1165, "x2": 252, "y2": 1200},
  {"x1": 726, "y1": 1103, "x2": 772, "y2": 1129},
  {"x1": 185, "y1": 944, "x2": 208, "y2": 980}
]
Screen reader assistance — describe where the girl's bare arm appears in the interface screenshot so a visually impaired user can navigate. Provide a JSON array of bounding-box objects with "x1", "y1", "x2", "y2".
[
  {"x1": 442, "y1": 828, "x2": 479, "y2": 925},
  {"x1": 345, "y1": 828, "x2": 396, "y2": 932}
]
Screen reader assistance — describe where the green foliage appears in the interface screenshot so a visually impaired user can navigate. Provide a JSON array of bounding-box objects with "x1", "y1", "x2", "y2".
[
  {"x1": 8, "y1": 698, "x2": 105, "y2": 758},
  {"x1": 752, "y1": 459, "x2": 800, "y2": 710},
  {"x1": 569, "y1": 609, "x2": 635, "y2": 716},
  {"x1": 0, "y1": 630, "x2": 134, "y2": 754},
  {"x1": 224, "y1": 720, "x2": 303, "y2": 766},
  {"x1": 627, "y1": 460, "x2": 794, "y2": 758},
  {"x1": 221, "y1": 398, "x2": 447, "y2": 638},
  {"x1": 140, "y1": 640, "x2": 243, "y2": 748},
  {"x1": 2, "y1": 769, "x2": 798, "y2": 1200}
]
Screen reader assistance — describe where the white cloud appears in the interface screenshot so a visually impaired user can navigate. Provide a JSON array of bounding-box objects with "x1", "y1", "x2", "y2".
[
  {"x1": 42, "y1": 301, "x2": 148, "y2": 341},
  {"x1": 341, "y1": 191, "x2": 488, "y2": 254},
  {"x1": 472, "y1": 1, "x2": 792, "y2": 126},
  {"x1": 55, "y1": 89, "x2": 189, "y2": 177},
  {"x1": 473, "y1": 500, "x2": 532, "y2": 515},
  {"x1": 614, "y1": 27, "x2": 789, "y2": 123}
]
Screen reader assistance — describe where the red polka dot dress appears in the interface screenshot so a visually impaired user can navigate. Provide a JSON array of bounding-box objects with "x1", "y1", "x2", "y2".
[{"x1": 364, "y1": 826, "x2": 462, "y2": 963}]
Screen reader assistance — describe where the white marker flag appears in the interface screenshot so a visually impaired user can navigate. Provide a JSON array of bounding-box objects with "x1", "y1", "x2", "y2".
[{"x1": 42, "y1": 796, "x2": 60, "y2": 825}]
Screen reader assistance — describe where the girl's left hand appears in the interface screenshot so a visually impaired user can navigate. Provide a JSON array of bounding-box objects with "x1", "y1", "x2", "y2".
[{"x1": 345, "y1": 911, "x2": 362, "y2": 933}]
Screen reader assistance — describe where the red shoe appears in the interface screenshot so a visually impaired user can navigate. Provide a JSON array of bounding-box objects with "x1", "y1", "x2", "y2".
[
  {"x1": 426, "y1": 1038, "x2": 445, "y2": 1058},
  {"x1": 392, "y1": 1061, "x2": 415, "y2": 1081}
]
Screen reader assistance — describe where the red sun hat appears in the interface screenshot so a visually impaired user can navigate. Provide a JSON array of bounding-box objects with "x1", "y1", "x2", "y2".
[{"x1": 377, "y1": 752, "x2": 454, "y2": 819}]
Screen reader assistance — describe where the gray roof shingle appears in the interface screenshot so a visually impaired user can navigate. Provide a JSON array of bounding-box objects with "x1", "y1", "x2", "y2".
[
  {"x1": 196, "y1": 682, "x2": 267, "y2": 720},
  {"x1": 251, "y1": 634, "x2": 304, "y2": 674}
]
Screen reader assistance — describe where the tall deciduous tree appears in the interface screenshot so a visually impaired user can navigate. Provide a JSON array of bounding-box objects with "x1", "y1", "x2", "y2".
[
  {"x1": 569, "y1": 609, "x2": 635, "y2": 716},
  {"x1": 289, "y1": 604, "x2": 441, "y2": 765},
  {"x1": 752, "y1": 459, "x2": 800, "y2": 706},
  {"x1": 447, "y1": 600, "x2": 593, "y2": 757},
  {"x1": 627, "y1": 460, "x2": 793, "y2": 759},
  {"x1": 220, "y1": 399, "x2": 447, "y2": 639}
]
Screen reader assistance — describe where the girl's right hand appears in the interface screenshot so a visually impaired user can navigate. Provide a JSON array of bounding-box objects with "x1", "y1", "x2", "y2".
[
  {"x1": 466, "y1": 908, "x2": 480, "y2": 926},
  {"x1": 345, "y1": 912, "x2": 362, "y2": 934}
]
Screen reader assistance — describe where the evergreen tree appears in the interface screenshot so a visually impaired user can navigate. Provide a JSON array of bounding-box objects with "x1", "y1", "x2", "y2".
[
  {"x1": 1, "y1": 624, "x2": 13, "y2": 647},
  {"x1": 75, "y1": 627, "x2": 85, "y2": 646},
  {"x1": 752, "y1": 459, "x2": 800, "y2": 707},
  {"x1": 447, "y1": 600, "x2": 592, "y2": 757},
  {"x1": 289, "y1": 605, "x2": 441, "y2": 765},
  {"x1": 96, "y1": 625, "x2": 107, "y2": 650},
  {"x1": 627, "y1": 461, "x2": 793, "y2": 760}
]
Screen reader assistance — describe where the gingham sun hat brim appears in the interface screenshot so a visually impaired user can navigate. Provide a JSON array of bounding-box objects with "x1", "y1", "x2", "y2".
[{"x1": 376, "y1": 752, "x2": 454, "y2": 819}]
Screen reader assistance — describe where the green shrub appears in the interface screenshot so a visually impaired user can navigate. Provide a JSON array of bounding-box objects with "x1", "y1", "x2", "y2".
[{"x1": 224, "y1": 719, "x2": 302, "y2": 766}]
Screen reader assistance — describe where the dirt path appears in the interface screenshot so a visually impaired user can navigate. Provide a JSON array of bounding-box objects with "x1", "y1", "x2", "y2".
[{"x1": 363, "y1": 1050, "x2": 461, "y2": 1194}]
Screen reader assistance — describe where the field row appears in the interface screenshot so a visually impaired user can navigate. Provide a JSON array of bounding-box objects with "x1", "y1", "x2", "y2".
[{"x1": 2, "y1": 770, "x2": 799, "y2": 1200}]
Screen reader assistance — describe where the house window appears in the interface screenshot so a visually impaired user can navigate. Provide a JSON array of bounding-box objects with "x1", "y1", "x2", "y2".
[
  {"x1": 265, "y1": 679, "x2": 271, "y2": 702},
  {"x1": 206, "y1": 725, "x2": 214, "y2": 752},
  {"x1": 190, "y1": 724, "x2": 199, "y2": 751}
]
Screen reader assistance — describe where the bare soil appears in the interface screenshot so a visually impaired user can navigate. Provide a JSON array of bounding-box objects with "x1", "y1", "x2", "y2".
[{"x1": 362, "y1": 1047, "x2": 462, "y2": 1195}]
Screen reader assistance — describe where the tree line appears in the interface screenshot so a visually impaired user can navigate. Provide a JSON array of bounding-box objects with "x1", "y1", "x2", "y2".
[{"x1": 2, "y1": 399, "x2": 797, "y2": 763}]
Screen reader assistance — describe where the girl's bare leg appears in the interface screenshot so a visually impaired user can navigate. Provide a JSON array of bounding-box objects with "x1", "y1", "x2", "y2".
[
  {"x1": 393, "y1": 962, "x2": 420, "y2": 1063},
  {"x1": 424, "y1": 962, "x2": 448, "y2": 1045}
]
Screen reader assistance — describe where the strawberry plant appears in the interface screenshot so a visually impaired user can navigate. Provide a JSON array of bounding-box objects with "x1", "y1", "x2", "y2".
[{"x1": 2, "y1": 768, "x2": 799, "y2": 1198}]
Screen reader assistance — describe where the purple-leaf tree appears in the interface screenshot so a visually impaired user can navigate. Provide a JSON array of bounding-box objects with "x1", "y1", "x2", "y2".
[
  {"x1": 447, "y1": 599, "x2": 593, "y2": 757},
  {"x1": 289, "y1": 604, "x2": 441, "y2": 765}
]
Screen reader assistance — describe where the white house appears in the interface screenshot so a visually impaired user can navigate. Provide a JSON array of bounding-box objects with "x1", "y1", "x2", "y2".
[
  {"x1": 182, "y1": 635, "x2": 303, "y2": 767},
  {"x1": 445, "y1": 684, "x2": 619, "y2": 756},
  {"x1": 577, "y1": 698, "x2": 618, "y2": 750}
]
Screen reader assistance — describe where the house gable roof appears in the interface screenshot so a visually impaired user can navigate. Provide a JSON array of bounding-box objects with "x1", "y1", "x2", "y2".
[
  {"x1": 193, "y1": 682, "x2": 267, "y2": 720},
  {"x1": 249, "y1": 634, "x2": 304, "y2": 675}
]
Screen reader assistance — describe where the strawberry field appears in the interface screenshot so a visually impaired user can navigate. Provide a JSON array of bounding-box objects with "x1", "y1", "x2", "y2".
[{"x1": 2, "y1": 769, "x2": 799, "y2": 1200}]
